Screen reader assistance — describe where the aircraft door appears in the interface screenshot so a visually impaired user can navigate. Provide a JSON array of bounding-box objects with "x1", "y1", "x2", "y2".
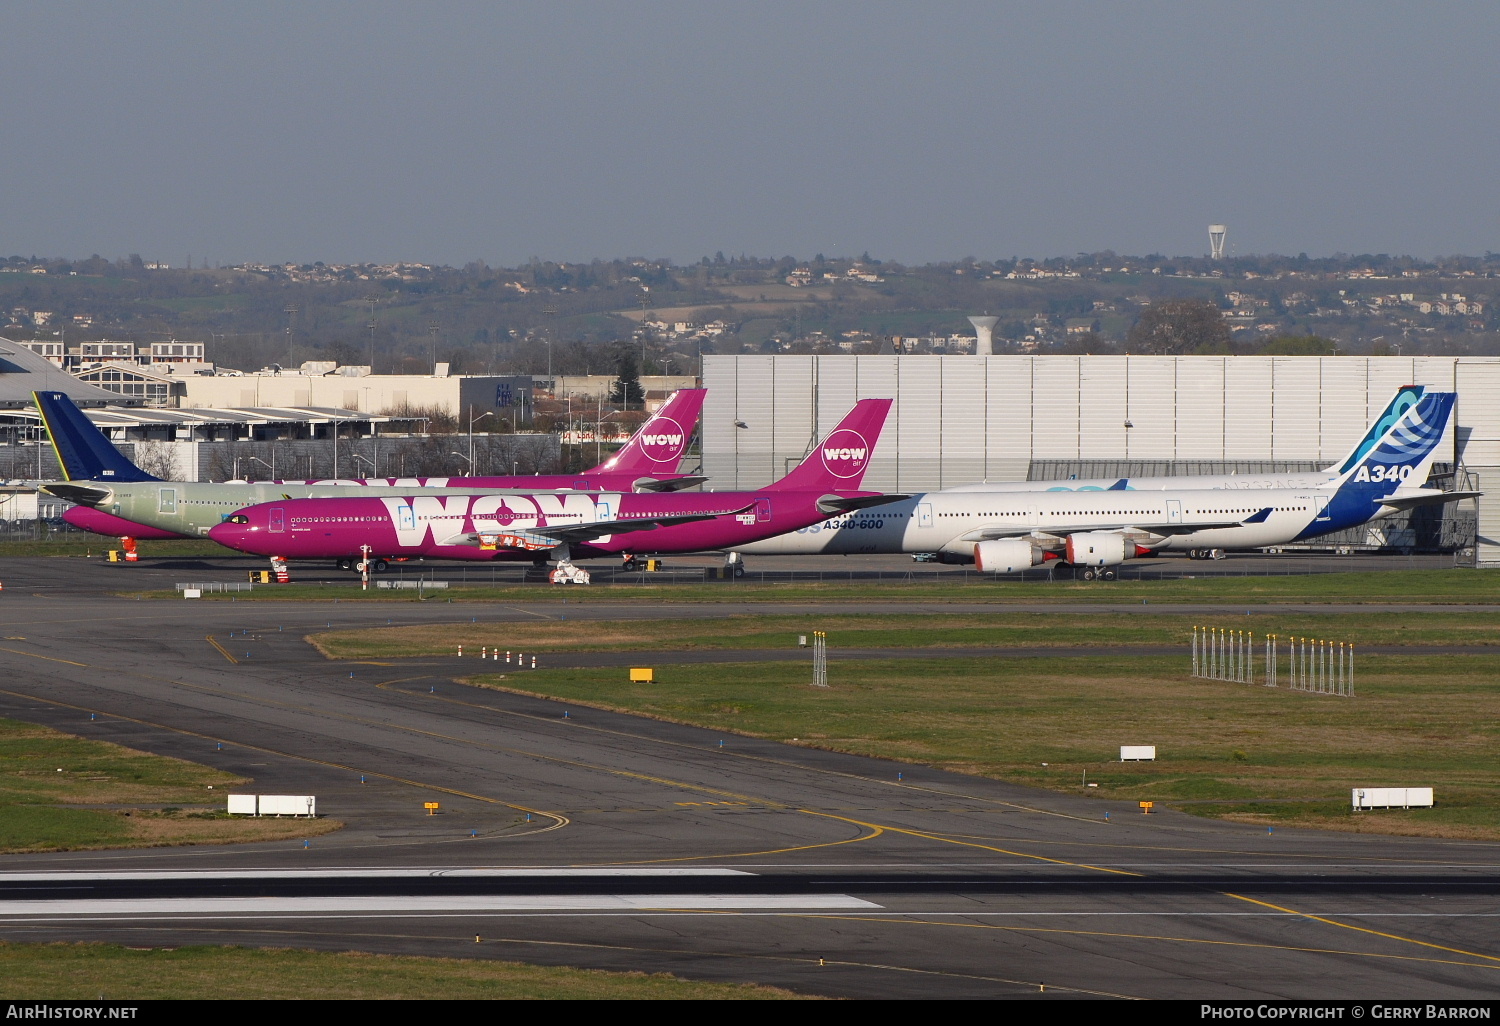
[
  {"x1": 574, "y1": 480, "x2": 589, "y2": 491},
  {"x1": 1166, "y1": 499, "x2": 1182, "y2": 524},
  {"x1": 754, "y1": 497, "x2": 772, "y2": 523},
  {"x1": 1313, "y1": 495, "x2": 1331, "y2": 521},
  {"x1": 917, "y1": 503, "x2": 934, "y2": 528},
  {"x1": 397, "y1": 505, "x2": 415, "y2": 531},
  {"x1": 269, "y1": 507, "x2": 285, "y2": 534},
  {"x1": 597, "y1": 501, "x2": 613, "y2": 522},
  {"x1": 158, "y1": 488, "x2": 177, "y2": 514}
]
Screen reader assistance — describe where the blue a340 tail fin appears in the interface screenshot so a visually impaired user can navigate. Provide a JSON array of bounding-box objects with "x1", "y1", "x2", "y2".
[
  {"x1": 1334, "y1": 391, "x2": 1454, "y2": 491},
  {"x1": 1297, "y1": 391, "x2": 1456, "y2": 539},
  {"x1": 32, "y1": 391, "x2": 160, "y2": 482}
]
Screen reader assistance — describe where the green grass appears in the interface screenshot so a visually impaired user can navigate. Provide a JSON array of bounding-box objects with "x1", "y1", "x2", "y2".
[
  {"x1": 138, "y1": 567, "x2": 1500, "y2": 605},
  {"x1": 312, "y1": 610, "x2": 1500, "y2": 660},
  {"x1": 0, "y1": 943, "x2": 811, "y2": 1000},
  {"x1": 459, "y1": 649, "x2": 1500, "y2": 840},
  {"x1": 0, "y1": 718, "x2": 339, "y2": 852}
]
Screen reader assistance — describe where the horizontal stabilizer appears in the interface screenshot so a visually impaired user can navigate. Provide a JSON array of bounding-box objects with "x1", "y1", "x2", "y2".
[
  {"x1": 633, "y1": 476, "x2": 708, "y2": 492},
  {"x1": 817, "y1": 493, "x2": 910, "y2": 515},
  {"x1": 1377, "y1": 489, "x2": 1482, "y2": 512},
  {"x1": 40, "y1": 482, "x2": 114, "y2": 506}
]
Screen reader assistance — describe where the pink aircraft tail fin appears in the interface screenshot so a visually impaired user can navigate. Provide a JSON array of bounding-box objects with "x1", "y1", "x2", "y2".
[
  {"x1": 764, "y1": 398, "x2": 893, "y2": 493},
  {"x1": 588, "y1": 388, "x2": 706, "y2": 475}
]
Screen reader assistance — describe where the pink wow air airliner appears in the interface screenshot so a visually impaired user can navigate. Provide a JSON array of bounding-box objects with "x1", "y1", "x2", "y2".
[
  {"x1": 45, "y1": 388, "x2": 709, "y2": 542},
  {"x1": 210, "y1": 399, "x2": 897, "y2": 582}
]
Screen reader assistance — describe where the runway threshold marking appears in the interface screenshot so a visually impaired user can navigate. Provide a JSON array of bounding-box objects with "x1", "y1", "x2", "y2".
[
  {"x1": 1223, "y1": 891, "x2": 1500, "y2": 967},
  {"x1": 205, "y1": 635, "x2": 238, "y2": 664},
  {"x1": 0, "y1": 684, "x2": 569, "y2": 834},
  {"x1": 800, "y1": 811, "x2": 1143, "y2": 877}
]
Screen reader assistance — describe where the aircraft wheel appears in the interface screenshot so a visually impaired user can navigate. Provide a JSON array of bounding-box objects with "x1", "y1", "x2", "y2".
[
  {"x1": 1101, "y1": 569, "x2": 1117, "y2": 581},
  {"x1": 733, "y1": 566, "x2": 745, "y2": 578},
  {"x1": 373, "y1": 558, "x2": 389, "y2": 572},
  {"x1": 1080, "y1": 568, "x2": 1097, "y2": 581},
  {"x1": 336, "y1": 557, "x2": 354, "y2": 571}
]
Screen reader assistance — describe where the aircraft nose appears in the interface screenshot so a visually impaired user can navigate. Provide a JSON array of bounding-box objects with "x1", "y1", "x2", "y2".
[{"x1": 207, "y1": 522, "x2": 242, "y2": 545}]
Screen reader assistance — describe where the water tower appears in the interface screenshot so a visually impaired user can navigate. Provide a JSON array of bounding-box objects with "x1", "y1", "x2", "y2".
[
  {"x1": 968, "y1": 315, "x2": 999, "y2": 355},
  {"x1": 1209, "y1": 224, "x2": 1227, "y2": 260}
]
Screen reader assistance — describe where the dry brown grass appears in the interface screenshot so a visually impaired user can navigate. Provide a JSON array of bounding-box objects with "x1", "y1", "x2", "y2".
[
  {"x1": 120, "y1": 811, "x2": 343, "y2": 846},
  {"x1": 0, "y1": 942, "x2": 817, "y2": 1000}
]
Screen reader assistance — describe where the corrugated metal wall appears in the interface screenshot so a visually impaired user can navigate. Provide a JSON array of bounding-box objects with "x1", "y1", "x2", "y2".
[
  {"x1": 704, "y1": 355, "x2": 1484, "y2": 484},
  {"x1": 702, "y1": 354, "x2": 1495, "y2": 559}
]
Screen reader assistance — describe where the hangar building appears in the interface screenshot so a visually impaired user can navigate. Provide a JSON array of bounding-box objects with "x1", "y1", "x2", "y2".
[{"x1": 701, "y1": 354, "x2": 1499, "y2": 565}]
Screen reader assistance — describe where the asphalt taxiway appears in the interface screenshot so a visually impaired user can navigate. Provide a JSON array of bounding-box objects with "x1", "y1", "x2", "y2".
[{"x1": 0, "y1": 555, "x2": 1495, "y2": 999}]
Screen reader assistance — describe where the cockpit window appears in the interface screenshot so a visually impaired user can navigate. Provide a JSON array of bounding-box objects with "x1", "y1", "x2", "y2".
[{"x1": 227, "y1": 514, "x2": 249, "y2": 524}]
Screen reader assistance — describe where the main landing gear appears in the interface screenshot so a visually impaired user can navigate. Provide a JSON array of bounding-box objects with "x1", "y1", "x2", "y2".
[
  {"x1": 1052, "y1": 565, "x2": 1118, "y2": 581},
  {"x1": 724, "y1": 551, "x2": 746, "y2": 578},
  {"x1": 336, "y1": 556, "x2": 388, "y2": 572},
  {"x1": 547, "y1": 543, "x2": 591, "y2": 585}
]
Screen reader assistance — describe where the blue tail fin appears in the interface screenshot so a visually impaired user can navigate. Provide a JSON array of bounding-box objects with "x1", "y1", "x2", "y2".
[
  {"x1": 1334, "y1": 391, "x2": 1454, "y2": 492},
  {"x1": 1297, "y1": 391, "x2": 1455, "y2": 539},
  {"x1": 1328, "y1": 386, "x2": 1426, "y2": 474},
  {"x1": 32, "y1": 390, "x2": 160, "y2": 482}
]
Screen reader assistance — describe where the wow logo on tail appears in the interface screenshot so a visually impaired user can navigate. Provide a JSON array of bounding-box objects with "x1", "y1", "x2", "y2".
[
  {"x1": 820, "y1": 429, "x2": 871, "y2": 479},
  {"x1": 591, "y1": 387, "x2": 705, "y2": 474},
  {"x1": 638, "y1": 419, "x2": 688, "y2": 464}
]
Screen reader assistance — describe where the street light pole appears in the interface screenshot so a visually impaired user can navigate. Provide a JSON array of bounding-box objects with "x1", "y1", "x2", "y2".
[{"x1": 469, "y1": 406, "x2": 493, "y2": 473}]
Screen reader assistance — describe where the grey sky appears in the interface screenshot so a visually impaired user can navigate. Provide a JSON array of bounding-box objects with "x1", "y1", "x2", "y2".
[{"x1": 4, "y1": 2, "x2": 1496, "y2": 266}]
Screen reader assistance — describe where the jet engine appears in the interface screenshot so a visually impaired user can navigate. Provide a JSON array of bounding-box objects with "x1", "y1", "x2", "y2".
[
  {"x1": 974, "y1": 538, "x2": 1044, "y2": 573},
  {"x1": 1064, "y1": 531, "x2": 1133, "y2": 567}
]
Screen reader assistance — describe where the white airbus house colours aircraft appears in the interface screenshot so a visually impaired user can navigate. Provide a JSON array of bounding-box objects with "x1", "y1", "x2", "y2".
[{"x1": 739, "y1": 391, "x2": 1475, "y2": 578}]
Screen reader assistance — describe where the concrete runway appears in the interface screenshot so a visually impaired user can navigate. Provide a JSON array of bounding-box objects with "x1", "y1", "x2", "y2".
[{"x1": 0, "y1": 555, "x2": 1496, "y2": 999}]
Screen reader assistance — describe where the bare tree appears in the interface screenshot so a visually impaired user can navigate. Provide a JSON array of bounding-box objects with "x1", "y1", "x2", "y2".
[
  {"x1": 132, "y1": 441, "x2": 181, "y2": 480},
  {"x1": 1126, "y1": 299, "x2": 1233, "y2": 354}
]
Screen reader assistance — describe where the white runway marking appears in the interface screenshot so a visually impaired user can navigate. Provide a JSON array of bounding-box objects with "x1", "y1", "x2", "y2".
[
  {"x1": 0, "y1": 867, "x2": 751, "y2": 882},
  {"x1": 0, "y1": 893, "x2": 880, "y2": 917}
]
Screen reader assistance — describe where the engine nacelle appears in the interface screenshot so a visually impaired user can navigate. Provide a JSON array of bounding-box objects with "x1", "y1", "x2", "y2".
[
  {"x1": 1064, "y1": 531, "x2": 1132, "y2": 567},
  {"x1": 974, "y1": 538, "x2": 1044, "y2": 573}
]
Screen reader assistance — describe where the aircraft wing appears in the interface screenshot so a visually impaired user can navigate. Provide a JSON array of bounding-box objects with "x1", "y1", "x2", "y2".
[
  {"x1": 440, "y1": 504, "x2": 754, "y2": 548},
  {"x1": 1377, "y1": 489, "x2": 1482, "y2": 512},
  {"x1": 959, "y1": 509, "x2": 1270, "y2": 547}
]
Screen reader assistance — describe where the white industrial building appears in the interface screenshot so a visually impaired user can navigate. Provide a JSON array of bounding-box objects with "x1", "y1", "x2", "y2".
[
  {"x1": 701, "y1": 354, "x2": 1499, "y2": 564},
  {"x1": 180, "y1": 371, "x2": 534, "y2": 422}
]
